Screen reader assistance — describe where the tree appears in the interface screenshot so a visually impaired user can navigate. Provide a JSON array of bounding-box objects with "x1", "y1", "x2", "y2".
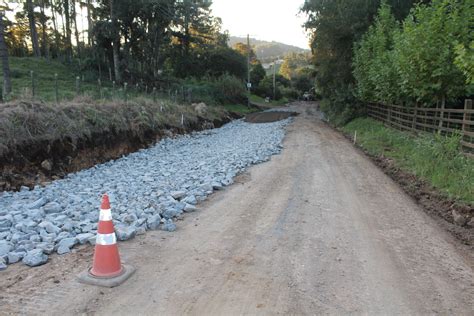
[
  {"x1": 454, "y1": 42, "x2": 474, "y2": 88},
  {"x1": 233, "y1": 42, "x2": 257, "y2": 64},
  {"x1": 279, "y1": 52, "x2": 311, "y2": 80},
  {"x1": 0, "y1": 10, "x2": 11, "y2": 98},
  {"x1": 71, "y1": 0, "x2": 81, "y2": 57},
  {"x1": 86, "y1": 0, "x2": 93, "y2": 46},
  {"x1": 205, "y1": 46, "x2": 247, "y2": 79},
  {"x1": 394, "y1": 0, "x2": 472, "y2": 106},
  {"x1": 63, "y1": 0, "x2": 73, "y2": 60},
  {"x1": 26, "y1": 0, "x2": 41, "y2": 57},
  {"x1": 38, "y1": 0, "x2": 49, "y2": 59},
  {"x1": 353, "y1": 2, "x2": 401, "y2": 104},
  {"x1": 109, "y1": 0, "x2": 121, "y2": 82},
  {"x1": 302, "y1": 0, "x2": 419, "y2": 121},
  {"x1": 250, "y1": 62, "x2": 265, "y2": 87}
]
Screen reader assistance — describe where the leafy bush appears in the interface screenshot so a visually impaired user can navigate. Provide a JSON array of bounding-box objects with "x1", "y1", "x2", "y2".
[
  {"x1": 253, "y1": 76, "x2": 282, "y2": 100},
  {"x1": 353, "y1": 2, "x2": 401, "y2": 104},
  {"x1": 212, "y1": 74, "x2": 247, "y2": 104},
  {"x1": 181, "y1": 74, "x2": 246, "y2": 105},
  {"x1": 353, "y1": 0, "x2": 473, "y2": 106},
  {"x1": 280, "y1": 86, "x2": 299, "y2": 100}
]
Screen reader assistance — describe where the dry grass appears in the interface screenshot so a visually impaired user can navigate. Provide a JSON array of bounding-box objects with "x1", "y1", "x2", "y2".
[{"x1": 0, "y1": 96, "x2": 227, "y2": 157}]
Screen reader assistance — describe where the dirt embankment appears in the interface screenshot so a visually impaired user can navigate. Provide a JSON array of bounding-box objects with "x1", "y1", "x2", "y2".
[{"x1": 0, "y1": 99, "x2": 238, "y2": 191}]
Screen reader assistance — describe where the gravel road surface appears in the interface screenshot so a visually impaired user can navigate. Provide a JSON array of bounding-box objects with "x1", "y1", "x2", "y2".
[{"x1": 1, "y1": 102, "x2": 472, "y2": 315}]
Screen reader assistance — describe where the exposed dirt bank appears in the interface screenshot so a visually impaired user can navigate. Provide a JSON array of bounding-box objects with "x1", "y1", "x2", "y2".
[{"x1": 1, "y1": 101, "x2": 238, "y2": 191}]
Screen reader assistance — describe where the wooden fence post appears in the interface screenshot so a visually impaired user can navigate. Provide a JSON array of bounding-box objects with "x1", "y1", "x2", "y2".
[
  {"x1": 387, "y1": 104, "x2": 392, "y2": 126},
  {"x1": 76, "y1": 76, "x2": 80, "y2": 96},
  {"x1": 438, "y1": 97, "x2": 446, "y2": 132},
  {"x1": 463, "y1": 99, "x2": 472, "y2": 135},
  {"x1": 412, "y1": 107, "x2": 417, "y2": 131},
  {"x1": 54, "y1": 73, "x2": 58, "y2": 104},
  {"x1": 30, "y1": 70, "x2": 35, "y2": 99}
]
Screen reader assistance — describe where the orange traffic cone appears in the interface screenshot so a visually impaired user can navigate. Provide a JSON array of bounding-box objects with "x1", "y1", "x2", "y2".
[
  {"x1": 90, "y1": 194, "x2": 122, "y2": 277},
  {"x1": 77, "y1": 194, "x2": 135, "y2": 287}
]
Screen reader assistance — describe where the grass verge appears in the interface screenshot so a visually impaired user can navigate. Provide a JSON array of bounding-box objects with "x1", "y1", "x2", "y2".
[
  {"x1": 0, "y1": 96, "x2": 227, "y2": 158},
  {"x1": 342, "y1": 118, "x2": 473, "y2": 205},
  {"x1": 223, "y1": 104, "x2": 259, "y2": 115}
]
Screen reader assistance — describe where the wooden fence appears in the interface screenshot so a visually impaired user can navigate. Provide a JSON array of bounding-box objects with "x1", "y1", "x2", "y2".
[{"x1": 367, "y1": 100, "x2": 474, "y2": 157}]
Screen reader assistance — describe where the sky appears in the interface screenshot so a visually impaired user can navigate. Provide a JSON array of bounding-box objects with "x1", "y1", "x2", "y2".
[{"x1": 211, "y1": 0, "x2": 310, "y2": 49}]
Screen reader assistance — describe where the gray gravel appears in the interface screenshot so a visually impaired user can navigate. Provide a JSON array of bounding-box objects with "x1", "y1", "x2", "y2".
[{"x1": 0, "y1": 118, "x2": 290, "y2": 269}]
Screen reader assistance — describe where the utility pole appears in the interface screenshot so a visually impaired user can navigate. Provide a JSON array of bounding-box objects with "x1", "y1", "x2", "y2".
[{"x1": 247, "y1": 34, "x2": 251, "y2": 108}]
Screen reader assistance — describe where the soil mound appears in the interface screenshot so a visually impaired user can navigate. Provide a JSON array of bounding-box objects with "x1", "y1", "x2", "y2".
[{"x1": 245, "y1": 111, "x2": 298, "y2": 123}]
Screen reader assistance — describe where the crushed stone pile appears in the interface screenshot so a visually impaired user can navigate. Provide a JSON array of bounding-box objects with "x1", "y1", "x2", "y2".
[{"x1": 0, "y1": 118, "x2": 291, "y2": 270}]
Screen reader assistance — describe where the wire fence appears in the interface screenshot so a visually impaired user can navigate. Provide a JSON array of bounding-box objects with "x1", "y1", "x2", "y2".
[{"x1": 3, "y1": 70, "x2": 219, "y2": 106}]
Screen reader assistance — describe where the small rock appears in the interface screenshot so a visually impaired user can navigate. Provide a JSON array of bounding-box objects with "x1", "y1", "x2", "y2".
[
  {"x1": 161, "y1": 219, "x2": 176, "y2": 232},
  {"x1": 452, "y1": 210, "x2": 468, "y2": 226},
  {"x1": 57, "y1": 245, "x2": 71, "y2": 255},
  {"x1": 41, "y1": 160, "x2": 53, "y2": 171},
  {"x1": 27, "y1": 197, "x2": 47, "y2": 209},
  {"x1": 183, "y1": 204, "x2": 197, "y2": 212},
  {"x1": 7, "y1": 252, "x2": 24, "y2": 264},
  {"x1": 162, "y1": 208, "x2": 179, "y2": 219},
  {"x1": 0, "y1": 216, "x2": 12, "y2": 229},
  {"x1": 87, "y1": 235, "x2": 97, "y2": 245},
  {"x1": 0, "y1": 257, "x2": 6, "y2": 270},
  {"x1": 0, "y1": 240, "x2": 12, "y2": 257},
  {"x1": 115, "y1": 226, "x2": 137, "y2": 241},
  {"x1": 28, "y1": 209, "x2": 45, "y2": 221},
  {"x1": 467, "y1": 217, "x2": 474, "y2": 228},
  {"x1": 136, "y1": 227, "x2": 147, "y2": 235},
  {"x1": 147, "y1": 214, "x2": 162, "y2": 230},
  {"x1": 76, "y1": 233, "x2": 94, "y2": 245},
  {"x1": 22, "y1": 249, "x2": 48, "y2": 267},
  {"x1": 54, "y1": 231, "x2": 71, "y2": 242},
  {"x1": 43, "y1": 202, "x2": 62, "y2": 214},
  {"x1": 183, "y1": 195, "x2": 197, "y2": 205},
  {"x1": 212, "y1": 182, "x2": 224, "y2": 190},
  {"x1": 123, "y1": 213, "x2": 138, "y2": 224},
  {"x1": 171, "y1": 191, "x2": 186, "y2": 200},
  {"x1": 36, "y1": 242, "x2": 54, "y2": 255},
  {"x1": 42, "y1": 221, "x2": 61, "y2": 234},
  {"x1": 58, "y1": 237, "x2": 77, "y2": 249}
]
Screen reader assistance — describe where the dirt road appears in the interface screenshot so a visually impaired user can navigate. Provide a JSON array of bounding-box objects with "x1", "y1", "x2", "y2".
[{"x1": 1, "y1": 102, "x2": 473, "y2": 315}]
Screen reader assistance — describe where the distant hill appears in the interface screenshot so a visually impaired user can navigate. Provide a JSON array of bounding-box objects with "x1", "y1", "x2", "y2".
[{"x1": 228, "y1": 36, "x2": 309, "y2": 62}]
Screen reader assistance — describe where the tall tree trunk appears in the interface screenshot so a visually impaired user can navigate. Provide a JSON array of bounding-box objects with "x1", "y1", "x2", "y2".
[
  {"x1": 39, "y1": 0, "x2": 49, "y2": 59},
  {"x1": 71, "y1": 0, "x2": 81, "y2": 57},
  {"x1": 27, "y1": 0, "x2": 41, "y2": 57},
  {"x1": 87, "y1": 0, "x2": 93, "y2": 46},
  {"x1": 0, "y1": 11, "x2": 12, "y2": 98},
  {"x1": 50, "y1": 0, "x2": 61, "y2": 57},
  {"x1": 64, "y1": 0, "x2": 72, "y2": 61},
  {"x1": 110, "y1": 0, "x2": 121, "y2": 82}
]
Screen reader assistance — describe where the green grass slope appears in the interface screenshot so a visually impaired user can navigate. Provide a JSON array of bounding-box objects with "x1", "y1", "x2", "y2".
[
  {"x1": 0, "y1": 57, "x2": 105, "y2": 102},
  {"x1": 343, "y1": 118, "x2": 474, "y2": 204}
]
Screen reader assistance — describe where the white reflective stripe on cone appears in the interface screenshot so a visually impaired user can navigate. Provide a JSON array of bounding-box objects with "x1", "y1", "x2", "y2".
[
  {"x1": 99, "y1": 208, "x2": 112, "y2": 221},
  {"x1": 96, "y1": 233, "x2": 117, "y2": 246}
]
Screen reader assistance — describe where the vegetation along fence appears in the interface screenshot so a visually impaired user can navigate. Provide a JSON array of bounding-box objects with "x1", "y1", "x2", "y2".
[{"x1": 367, "y1": 100, "x2": 474, "y2": 157}]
